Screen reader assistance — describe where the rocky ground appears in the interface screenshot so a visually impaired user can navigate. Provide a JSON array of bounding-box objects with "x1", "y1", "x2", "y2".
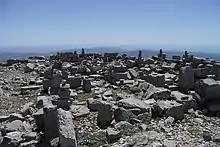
[{"x1": 1, "y1": 51, "x2": 220, "y2": 147}]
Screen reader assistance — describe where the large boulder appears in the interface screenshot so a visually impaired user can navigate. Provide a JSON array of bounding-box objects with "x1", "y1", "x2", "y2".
[
  {"x1": 195, "y1": 78, "x2": 220, "y2": 100},
  {"x1": 178, "y1": 66, "x2": 194, "y2": 93},
  {"x1": 97, "y1": 101, "x2": 114, "y2": 128},
  {"x1": 155, "y1": 100, "x2": 187, "y2": 120}
]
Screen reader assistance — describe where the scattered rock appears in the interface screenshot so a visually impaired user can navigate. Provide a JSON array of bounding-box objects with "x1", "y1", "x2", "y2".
[
  {"x1": 203, "y1": 131, "x2": 212, "y2": 142},
  {"x1": 106, "y1": 128, "x2": 121, "y2": 143}
]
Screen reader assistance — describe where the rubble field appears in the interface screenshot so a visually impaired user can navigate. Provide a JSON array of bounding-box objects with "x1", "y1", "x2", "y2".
[{"x1": 0, "y1": 49, "x2": 220, "y2": 147}]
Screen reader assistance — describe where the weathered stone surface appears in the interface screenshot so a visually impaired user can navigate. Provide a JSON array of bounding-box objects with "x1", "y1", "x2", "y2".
[
  {"x1": 0, "y1": 116, "x2": 9, "y2": 123},
  {"x1": 43, "y1": 78, "x2": 51, "y2": 90},
  {"x1": 206, "y1": 101, "x2": 220, "y2": 114},
  {"x1": 50, "y1": 137, "x2": 59, "y2": 147},
  {"x1": 5, "y1": 120, "x2": 23, "y2": 132},
  {"x1": 97, "y1": 101, "x2": 114, "y2": 127},
  {"x1": 171, "y1": 91, "x2": 189, "y2": 101},
  {"x1": 143, "y1": 73, "x2": 165, "y2": 87},
  {"x1": 113, "y1": 66, "x2": 127, "y2": 73},
  {"x1": 127, "y1": 60, "x2": 135, "y2": 68},
  {"x1": 77, "y1": 65, "x2": 86, "y2": 73},
  {"x1": 117, "y1": 131, "x2": 162, "y2": 146},
  {"x1": 67, "y1": 76, "x2": 81, "y2": 89},
  {"x1": 137, "y1": 112, "x2": 152, "y2": 123},
  {"x1": 83, "y1": 79, "x2": 92, "y2": 93},
  {"x1": 156, "y1": 100, "x2": 187, "y2": 120},
  {"x1": 145, "y1": 87, "x2": 171, "y2": 100},
  {"x1": 163, "y1": 139, "x2": 176, "y2": 147},
  {"x1": 8, "y1": 113, "x2": 24, "y2": 122},
  {"x1": 114, "y1": 107, "x2": 136, "y2": 122},
  {"x1": 20, "y1": 121, "x2": 32, "y2": 134},
  {"x1": 203, "y1": 131, "x2": 212, "y2": 142},
  {"x1": 57, "y1": 108, "x2": 77, "y2": 147},
  {"x1": 43, "y1": 99, "x2": 59, "y2": 142},
  {"x1": 117, "y1": 98, "x2": 151, "y2": 113},
  {"x1": 164, "y1": 116, "x2": 175, "y2": 126},
  {"x1": 128, "y1": 69, "x2": 138, "y2": 79},
  {"x1": 20, "y1": 102, "x2": 34, "y2": 116},
  {"x1": 87, "y1": 98, "x2": 104, "y2": 112},
  {"x1": 51, "y1": 74, "x2": 63, "y2": 88},
  {"x1": 106, "y1": 128, "x2": 121, "y2": 143},
  {"x1": 21, "y1": 85, "x2": 42, "y2": 93},
  {"x1": 25, "y1": 63, "x2": 35, "y2": 73},
  {"x1": 0, "y1": 87, "x2": 4, "y2": 96},
  {"x1": 70, "y1": 105, "x2": 90, "y2": 117},
  {"x1": 194, "y1": 67, "x2": 211, "y2": 79},
  {"x1": 36, "y1": 96, "x2": 46, "y2": 109},
  {"x1": 111, "y1": 72, "x2": 129, "y2": 80},
  {"x1": 24, "y1": 132, "x2": 37, "y2": 141},
  {"x1": 20, "y1": 140, "x2": 38, "y2": 147},
  {"x1": 195, "y1": 78, "x2": 220, "y2": 100},
  {"x1": 33, "y1": 108, "x2": 44, "y2": 131},
  {"x1": 115, "y1": 121, "x2": 140, "y2": 136},
  {"x1": 178, "y1": 66, "x2": 194, "y2": 93},
  {"x1": 59, "y1": 84, "x2": 71, "y2": 99},
  {"x1": 2, "y1": 131, "x2": 23, "y2": 146}
]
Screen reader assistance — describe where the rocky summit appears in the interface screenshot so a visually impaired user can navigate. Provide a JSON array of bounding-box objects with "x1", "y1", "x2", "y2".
[{"x1": 0, "y1": 49, "x2": 220, "y2": 147}]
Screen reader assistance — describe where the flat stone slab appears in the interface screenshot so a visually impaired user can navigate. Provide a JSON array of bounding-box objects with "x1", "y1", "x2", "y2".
[
  {"x1": 21, "y1": 85, "x2": 42, "y2": 92},
  {"x1": 70, "y1": 105, "x2": 90, "y2": 118},
  {"x1": 118, "y1": 98, "x2": 151, "y2": 113}
]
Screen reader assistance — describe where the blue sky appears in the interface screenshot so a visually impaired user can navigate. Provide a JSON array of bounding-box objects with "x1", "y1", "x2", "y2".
[{"x1": 0, "y1": 0, "x2": 220, "y2": 51}]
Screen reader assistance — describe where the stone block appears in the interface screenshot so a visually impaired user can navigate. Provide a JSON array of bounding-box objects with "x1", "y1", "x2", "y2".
[{"x1": 57, "y1": 108, "x2": 77, "y2": 147}]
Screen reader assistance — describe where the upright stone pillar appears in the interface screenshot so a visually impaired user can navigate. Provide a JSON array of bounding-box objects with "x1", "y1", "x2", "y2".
[
  {"x1": 58, "y1": 108, "x2": 77, "y2": 147},
  {"x1": 43, "y1": 98, "x2": 59, "y2": 142},
  {"x1": 50, "y1": 73, "x2": 62, "y2": 95},
  {"x1": 138, "y1": 50, "x2": 142, "y2": 60}
]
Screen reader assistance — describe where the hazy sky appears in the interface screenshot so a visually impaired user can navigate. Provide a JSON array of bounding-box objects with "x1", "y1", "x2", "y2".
[{"x1": 1, "y1": 0, "x2": 220, "y2": 48}]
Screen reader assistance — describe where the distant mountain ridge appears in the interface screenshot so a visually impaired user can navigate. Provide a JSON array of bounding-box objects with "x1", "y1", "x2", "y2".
[{"x1": 1, "y1": 47, "x2": 220, "y2": 61}]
